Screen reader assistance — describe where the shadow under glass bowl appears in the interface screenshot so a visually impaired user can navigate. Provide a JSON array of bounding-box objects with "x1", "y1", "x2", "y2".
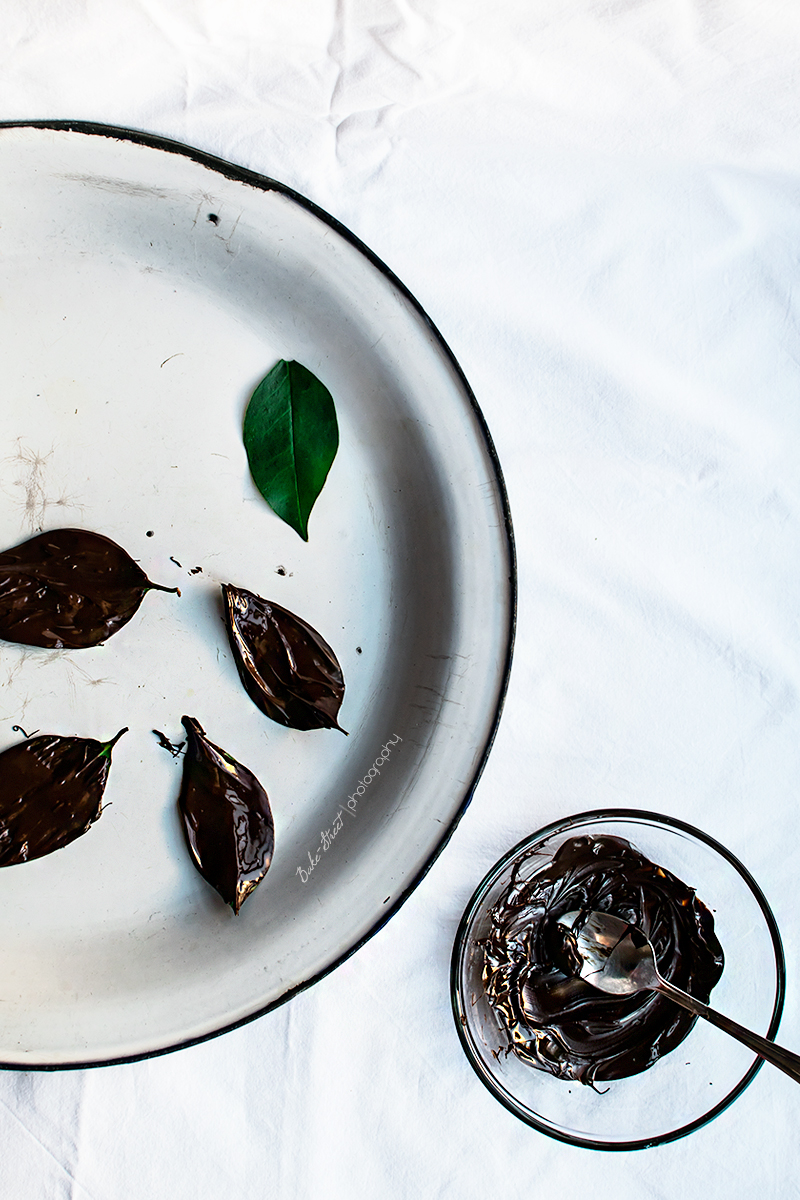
[{"x1": 451, "y1": 809, "x2": 785, "y2": 1150}]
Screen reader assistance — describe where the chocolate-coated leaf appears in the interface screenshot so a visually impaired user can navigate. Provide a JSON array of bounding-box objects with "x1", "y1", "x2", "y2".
[
  {"x1": 177, "y1": 716, "x2": 274, "y2": 914},
  {"x1": 222, "y1": 583, "x2": 347, "y2": 733},
  {"x1": 0, "y1": 528, "x2": 179, "y2": 649},
  {"x1": 0, "y1": 727, "x2": 127, "y2": 866},
  {"x1": 243, "y1": 359, "x2": 339, "y2": 541}
]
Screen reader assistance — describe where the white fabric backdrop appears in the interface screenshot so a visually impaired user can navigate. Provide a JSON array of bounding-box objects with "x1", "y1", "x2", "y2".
[{"x1": 2, "y1": 2, "x2": 800, "y2": 1196}]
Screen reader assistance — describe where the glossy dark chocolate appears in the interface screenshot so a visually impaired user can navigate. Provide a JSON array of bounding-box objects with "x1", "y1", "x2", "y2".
[
  {"x1": 482, "y1": 834, "x2": 724, "y2": 1085},
  {"x1": 0, "y1": 728, "x2": 127, "y2": 866},
  {"x1": 222, "y1": 583, "x2": 346, "y2": 733},
  {"x1": 0, "y1": 528, "x2": 178, "y2": 649},
  {"x1": 177, "y1": 716, "x2": 274, "y2": 914}
]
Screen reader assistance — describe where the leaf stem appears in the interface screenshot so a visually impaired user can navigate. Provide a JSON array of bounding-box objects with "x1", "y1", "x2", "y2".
[
  {"x1": 145, "y1": 580, "x2": 181, "y2": 595},
  {"x1": 100, "y1": 727, "x2": 129, "y2": 758}
]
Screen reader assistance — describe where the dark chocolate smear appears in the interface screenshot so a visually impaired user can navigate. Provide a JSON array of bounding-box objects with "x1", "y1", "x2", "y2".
[{"x1": 482, "y1": 834, "x2": 724, "y2": 1084}]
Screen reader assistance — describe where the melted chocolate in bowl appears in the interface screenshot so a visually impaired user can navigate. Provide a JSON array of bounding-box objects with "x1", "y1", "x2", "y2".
[{"x1": 482, "y1": 834, "x2": 724, "y2": 1085}]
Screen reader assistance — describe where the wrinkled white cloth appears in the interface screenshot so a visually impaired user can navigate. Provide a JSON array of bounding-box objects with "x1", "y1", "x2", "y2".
[{"x1": 1, "y1": 2, "x2": 800, "y2": 1197}]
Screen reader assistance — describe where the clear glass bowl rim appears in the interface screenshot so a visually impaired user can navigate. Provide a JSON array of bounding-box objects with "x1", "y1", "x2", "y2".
[{"x1": 450, "y1": 807, "x2": 786, "y2": 1151}]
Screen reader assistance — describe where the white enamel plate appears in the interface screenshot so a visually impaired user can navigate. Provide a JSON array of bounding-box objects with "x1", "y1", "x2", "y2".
[{"x1": 0, "y1": 123, "x2": 514, "y2": 1066}]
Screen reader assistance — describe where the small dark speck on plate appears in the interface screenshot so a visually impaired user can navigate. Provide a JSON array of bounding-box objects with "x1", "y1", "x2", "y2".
[
  {"x1": 146, "y1": 530, "x2": 155, "y2": 538},
  {"x1": 356, "y1": 646, "x2": 362, "y2": 654},
  {"x1": 276, "y1": 566, "x2": 286, "y2": 576},
  {"x1": 190, "y1": 566, "x2": 202, "y2": 575},
  {"x1": 170, "y1": 556, "x2": 182, "y2": 568},
  {"x1": 152, "y1": 729, "x2": 185, "y2": 758},
  {"x1": 207, "y1": 213, "x2": 220, "y2": 225},
  {"x1": 383, "y1": 896, "x2": 390, "y2": 903}
]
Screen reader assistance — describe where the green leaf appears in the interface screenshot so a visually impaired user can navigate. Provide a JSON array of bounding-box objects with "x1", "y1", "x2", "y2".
[{"x1": 243, "y1": 360, "x2": 339, "y2": 541}]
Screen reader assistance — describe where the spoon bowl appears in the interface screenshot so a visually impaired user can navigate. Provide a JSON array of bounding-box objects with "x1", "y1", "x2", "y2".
[
  {"x1": 559, "y1": 910, "x2": 662, "y2": 995},
  {"x1": 560, "y1": 910, "x2": 800, "y2": 1085}
]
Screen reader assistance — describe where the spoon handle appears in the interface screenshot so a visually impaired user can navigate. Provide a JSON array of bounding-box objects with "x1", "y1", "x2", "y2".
[{"x1": 655, "y1": 977, "x2": 800, "y2": 1085}]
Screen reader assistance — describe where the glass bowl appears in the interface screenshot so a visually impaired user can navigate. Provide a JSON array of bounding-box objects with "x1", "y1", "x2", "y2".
[{"x1": 451, "y1": 809, "x2": 785, "y2": 1150}]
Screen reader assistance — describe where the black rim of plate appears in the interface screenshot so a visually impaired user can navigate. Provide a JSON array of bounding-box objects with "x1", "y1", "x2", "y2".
[
  {"x1": 450, "y1": 808, "x2": 786, "y2": 1152},
  {"x1": 0, "y1": 119, "x2": 517, "y2": 1071}
]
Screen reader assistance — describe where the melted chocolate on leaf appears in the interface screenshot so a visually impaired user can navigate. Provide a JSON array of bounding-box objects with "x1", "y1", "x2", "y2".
[
  {"x1": 0, "y1": 728, "x2": 127, "y2": 866},
  {"x1": 177, "y1": 716, "x2": 275, "y2": 914},
  {"x1": 222, "y1": 584, "x2": 346, "y2": 733},
  {"x1": 0, "y1": 528, "x2": 178, "y2": 649}
]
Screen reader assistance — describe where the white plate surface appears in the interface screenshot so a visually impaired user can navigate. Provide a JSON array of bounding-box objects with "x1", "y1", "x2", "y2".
[{"x1": 0, "y1": 123, "x2": 514, "y2": 1066}]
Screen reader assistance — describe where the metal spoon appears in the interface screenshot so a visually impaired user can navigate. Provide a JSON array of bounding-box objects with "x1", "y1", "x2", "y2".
[{"x1": 558, "y1": 910, "x2": 800, "y2": 1084}]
